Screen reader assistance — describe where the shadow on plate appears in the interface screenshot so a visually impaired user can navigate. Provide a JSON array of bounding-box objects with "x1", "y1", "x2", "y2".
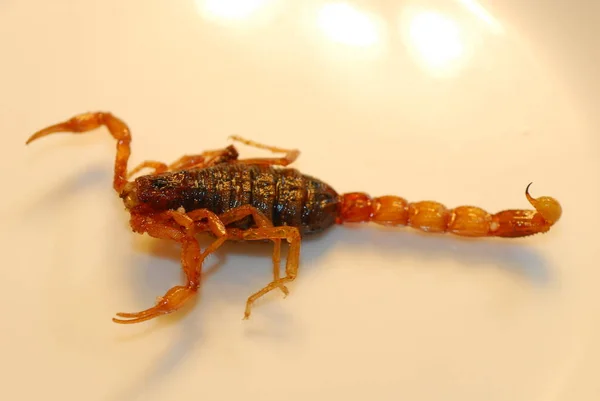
[
  {"x1": 23, "y1": 161, "x2": 554, "y2": 400},
  {"x1": 109, "y1": 221, "x2": 553, "y2": 400}
]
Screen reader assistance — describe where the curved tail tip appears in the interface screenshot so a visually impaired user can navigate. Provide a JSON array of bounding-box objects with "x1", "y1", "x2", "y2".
[
  {"x1": 525, "y1": 182, "x2": 562, "y2": 224},
  {"x1": 525, "y1": 181, "x2": 533, "y2": 193}
]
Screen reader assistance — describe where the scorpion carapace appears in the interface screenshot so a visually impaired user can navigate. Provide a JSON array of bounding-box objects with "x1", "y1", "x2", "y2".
[{"x1": 26, "y1": 112, "x2": 562, "y2": 324}]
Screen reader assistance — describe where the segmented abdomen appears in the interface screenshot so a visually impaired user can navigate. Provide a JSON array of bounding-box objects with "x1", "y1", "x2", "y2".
[{"x1": 135, "y1": 164, "x2": 340, "y2": 235}]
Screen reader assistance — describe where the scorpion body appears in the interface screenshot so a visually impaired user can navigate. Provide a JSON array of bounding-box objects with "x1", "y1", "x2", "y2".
[
  {"x1": 26, "y1": 112, "x2": 562, "y2": 324},
  {"x1": 129, "y1": 164, "x2": 340, "y2": 235}
]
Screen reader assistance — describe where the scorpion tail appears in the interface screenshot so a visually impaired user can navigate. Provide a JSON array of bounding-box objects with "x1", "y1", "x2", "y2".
[
  {"x1": 337, "y1": 183, "x2": 561, "y2": 238},
  {"x1": 26, "y1": 112, "x2": 132, "y2": 193}
]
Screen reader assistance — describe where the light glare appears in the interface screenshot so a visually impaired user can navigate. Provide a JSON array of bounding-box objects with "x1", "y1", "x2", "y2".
[
  {"x1": 408, "y1": 12, "x2": 464, "y2": 69},
  {"x1": 199, "y1": 0, "x2": 270, "y2": 21},
  {"x1": 456, "y1": 0, "x2": 503, "y2": 34},
  {"x1": 318, "y1": 3, "x2": 379, "y2": 47}
]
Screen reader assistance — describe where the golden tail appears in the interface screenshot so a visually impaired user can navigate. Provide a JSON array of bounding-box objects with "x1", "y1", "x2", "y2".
[{"x1": 337, "y1": 183, "x2": 561, "y2": 238}]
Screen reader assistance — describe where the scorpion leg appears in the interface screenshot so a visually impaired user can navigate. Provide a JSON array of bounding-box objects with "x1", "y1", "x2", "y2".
[
  {"x1": 218, "y1": 206, "x2": 288, "y2": 297},
  {"x1": 237, "y1": 226, "x2": 301, "y2": 319},
  {"x1": 127, "y1": 145, "x2": 239, "y2": 178},
  {"x1": 229, "y1": 135, "x2": 299, "y2": 166},
  {"x1": 113, "y1": 209, "x2": 228, "y2": 324},
  {"x1": 126, "y1": 135, "x2": 297, "y2": 175},
  {"x1": 127, "y1": 161, "x2": 169, "y2": 178}
]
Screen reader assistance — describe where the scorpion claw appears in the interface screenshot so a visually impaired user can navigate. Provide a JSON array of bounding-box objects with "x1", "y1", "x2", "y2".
[
  {"x1": 112, "y1": 285, "x2": 197, "y2": 325},
  {"x1": 112, "y1": 314, "x2": 163, "y2": 325},
  {"x1": 114, "y1": 310, "x2": 157, "y2": 319},
  {"x1": 26, "y1": 122, "x2": 71, "y2": 144},
  {"x1": 25, "y1": 112, "x2": 107, "y2": 145},
  {"x1": 112, "y1": 306, "x2": 170, "y2": 324}
]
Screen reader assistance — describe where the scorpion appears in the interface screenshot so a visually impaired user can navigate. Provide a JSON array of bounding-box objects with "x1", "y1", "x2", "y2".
[{"x1": 26, "y1": 112, "x2": 562, "y2": 324}]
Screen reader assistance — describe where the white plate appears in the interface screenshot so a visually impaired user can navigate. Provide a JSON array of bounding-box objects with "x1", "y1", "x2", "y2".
[{"x1": 1, "y1": 1, "x2": 599, "y2": 400}]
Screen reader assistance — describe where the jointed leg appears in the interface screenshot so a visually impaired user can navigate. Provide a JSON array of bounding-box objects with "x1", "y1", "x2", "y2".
[
  {"x1": 113, "y1": 209, "x2": 228, "y2": 324},
  {"x1": 240, "y1": 226, "x2": 301, "y2": 319},
  {"x1": 127, "y1": 161, "x2": 169, "y2": 178},
  {"x1": 129, "y1": 136, "x2": 299, "y2": 177},
  {"x1": 114, "y1": 205, "x2": 300, "y2": 322},
  {"x1": 128, "y1": 134, "x2": 299, "y2": 177},
  {"x1": 127, "y1": 145, "x2": 239, "y2": 178},
  {"x1": 230, "y1": 135, "x2": 299, "y2": 166},
  {"x1": 218, "y1": 206, "x2": 288, "y2": 297},
  {"x1": 218, "y1": 205, "x2": 274, "y2": 228}
]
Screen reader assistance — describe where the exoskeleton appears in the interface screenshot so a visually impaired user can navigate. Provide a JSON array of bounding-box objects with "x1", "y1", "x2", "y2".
[{"x1": 26, "y1": 112, "x2": 562, "y2": 323}]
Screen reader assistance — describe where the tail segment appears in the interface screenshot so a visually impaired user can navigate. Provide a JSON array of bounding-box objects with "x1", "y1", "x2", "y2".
[
  {"x1": 26, "y1": 112, "x2": 132, "y2": 193},
  {"x1": 337, "y1": 183, "x2": 561, "y2": 238}
]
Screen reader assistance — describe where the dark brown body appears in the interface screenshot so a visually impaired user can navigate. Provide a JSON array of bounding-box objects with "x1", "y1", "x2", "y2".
[{"x1": 134, "y1": 163, "x2": 341, "y2": 235}]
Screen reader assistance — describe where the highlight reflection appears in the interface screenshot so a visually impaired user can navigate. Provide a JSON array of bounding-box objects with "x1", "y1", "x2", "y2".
[
  {"x1": 456, "y1": 0, "x2": 503, "y2": 34},
  {"x1": 408, "y1": 11, "x2": 464, "y2": 69},
  {"x1": 194, "y1": 0, "x2": 502, "y2": 77},
  {"x1": 197, "y1": 0, "x2": 271, "y2": 21},
  {"x1": 318, "y1": 3, "x2": 380, "y2": 47}
]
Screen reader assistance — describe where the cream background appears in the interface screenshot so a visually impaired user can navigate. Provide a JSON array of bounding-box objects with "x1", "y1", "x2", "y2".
[{"x1": 1, "y1": 1, "x2": 598, "y2": 400}]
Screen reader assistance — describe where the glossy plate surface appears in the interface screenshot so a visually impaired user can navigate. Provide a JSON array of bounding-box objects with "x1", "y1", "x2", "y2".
[{"x1": 1, "y1": 1, "x2": 599, "y2": 400}]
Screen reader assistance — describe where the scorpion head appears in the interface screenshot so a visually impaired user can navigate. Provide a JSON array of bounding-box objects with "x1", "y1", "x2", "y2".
[
  {"x1": 120, "y1": 181, "x2": 141, "y2": 210},
  {"x1": 119, "y1": 172, "x2": 191, "y2": 212}
]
